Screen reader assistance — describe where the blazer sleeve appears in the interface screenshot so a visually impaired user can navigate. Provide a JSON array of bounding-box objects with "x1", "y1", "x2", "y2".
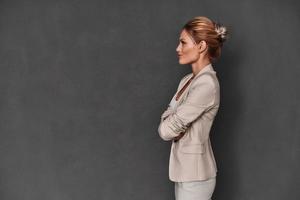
[{"x1": 158, "y1": 76, "x2": 216, "y2": 141}]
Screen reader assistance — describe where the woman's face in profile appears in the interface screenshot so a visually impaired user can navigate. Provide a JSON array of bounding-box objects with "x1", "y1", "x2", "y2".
[{"x1": 176, "y1": 29, "x2": 200, "y2": 65}]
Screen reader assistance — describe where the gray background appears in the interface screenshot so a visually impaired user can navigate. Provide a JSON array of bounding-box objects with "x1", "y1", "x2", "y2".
[{"x1": 0, "y1": 0, "x2": 299, "y2": 199}]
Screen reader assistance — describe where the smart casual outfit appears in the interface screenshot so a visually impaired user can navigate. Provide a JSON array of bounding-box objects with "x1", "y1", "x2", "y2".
[{"x1": 158, "y1": 63, "x2": 220, "y2": 200}]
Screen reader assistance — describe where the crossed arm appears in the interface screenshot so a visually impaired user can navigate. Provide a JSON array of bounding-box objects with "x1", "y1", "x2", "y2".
[
  {"x1": 158, "y1": 79, "x2": 215, "y2": 141},
  {"x1": 159, "y1": 107, "x2": 184, "y2": 141}
]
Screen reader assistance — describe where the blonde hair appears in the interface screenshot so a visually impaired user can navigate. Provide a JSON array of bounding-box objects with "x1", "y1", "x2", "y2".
[{"x1": 182, "y1": 16, "x2": 228, "y2": 62}]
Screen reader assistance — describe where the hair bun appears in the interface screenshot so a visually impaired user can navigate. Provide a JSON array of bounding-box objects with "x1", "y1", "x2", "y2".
[{"x1": 214, "y1": 22, "x2": 228, "y2": 44}]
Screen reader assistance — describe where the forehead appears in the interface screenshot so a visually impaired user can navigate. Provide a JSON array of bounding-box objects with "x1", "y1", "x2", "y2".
[{"x1": 179, "y1": 29, "x2": 192, "y2": 40}]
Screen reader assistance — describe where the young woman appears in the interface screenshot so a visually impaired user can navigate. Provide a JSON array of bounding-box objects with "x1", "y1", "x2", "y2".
[{"x1": 158, "y1": 16, "x2": 228, "y2": 200}]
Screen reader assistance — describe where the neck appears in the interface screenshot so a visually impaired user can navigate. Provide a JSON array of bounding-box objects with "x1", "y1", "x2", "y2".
[{"x1": 191, "y1": 57, "x2": 211, "y2": 76}]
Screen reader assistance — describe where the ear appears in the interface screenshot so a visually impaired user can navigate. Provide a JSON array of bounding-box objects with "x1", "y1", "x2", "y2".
[{"x1": 197, "y1": 40, "x2": 208, "y2": 54}]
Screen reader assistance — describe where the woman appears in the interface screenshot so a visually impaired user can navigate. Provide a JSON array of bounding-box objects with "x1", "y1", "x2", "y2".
[{"x1": 158, "y1": 16, "x2": 228, "y2": 200}]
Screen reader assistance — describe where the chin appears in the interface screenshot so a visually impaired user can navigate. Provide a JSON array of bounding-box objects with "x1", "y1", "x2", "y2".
[
  {"x1": 178, "y1": 59, "x2": 186, "y2": 65},
  {"x1": 178, "y1": 59, "x2": 191, "y2": 65}
]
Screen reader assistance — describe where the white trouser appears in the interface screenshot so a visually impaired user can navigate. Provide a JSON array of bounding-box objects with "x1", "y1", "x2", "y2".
[{"x1": 174, "y1": 177, "x2": 216, "y2": 200}]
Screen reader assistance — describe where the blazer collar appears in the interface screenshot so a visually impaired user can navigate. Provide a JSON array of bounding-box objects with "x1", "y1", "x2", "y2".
[
  {"x1": 192, "y1": 63, "x2": 214, "y2": 79},
  {"x1": 176, "y1": 63, "x2": 215, "y2": 104}
]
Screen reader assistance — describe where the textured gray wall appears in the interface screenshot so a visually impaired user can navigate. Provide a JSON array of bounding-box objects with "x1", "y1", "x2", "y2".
[{"x1": 0, "y1": 0, "x2": 299, "y2": 199}]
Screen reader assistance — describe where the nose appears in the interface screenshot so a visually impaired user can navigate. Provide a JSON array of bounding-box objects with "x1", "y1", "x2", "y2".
[{"x1": 176, "y1": 44, "x2": 181, "y2": 53}]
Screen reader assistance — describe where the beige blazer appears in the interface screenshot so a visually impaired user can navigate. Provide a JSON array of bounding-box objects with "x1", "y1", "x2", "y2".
[{"x1": 158, "y1": 63, "x2": 220, "y2": 182}]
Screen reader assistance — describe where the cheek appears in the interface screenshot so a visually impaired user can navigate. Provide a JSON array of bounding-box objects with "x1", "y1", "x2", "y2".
[
  {"x1": 179, "y1": 47, "x2": 199, "y2": 64},
  {"x1": 182, "y1": 45, "x2": 195, "y2": 53},
  {"x1": 182, "y1": 47, "x2": 198, "y2": 58}
]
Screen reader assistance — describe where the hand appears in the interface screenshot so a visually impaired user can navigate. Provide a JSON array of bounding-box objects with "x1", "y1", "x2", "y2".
[{"x1": 173, "y1": 132, "x2": 185, "y2": 142}]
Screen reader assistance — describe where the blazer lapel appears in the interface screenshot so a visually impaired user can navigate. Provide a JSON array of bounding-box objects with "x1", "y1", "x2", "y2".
[{"x1": 176, "y1": 64, "x2": 214, "y2": 106}]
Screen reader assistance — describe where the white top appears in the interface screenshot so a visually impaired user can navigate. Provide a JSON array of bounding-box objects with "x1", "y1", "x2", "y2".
[{"x1": 169, "y1": 96, "x2": 177, "y2": 110}]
